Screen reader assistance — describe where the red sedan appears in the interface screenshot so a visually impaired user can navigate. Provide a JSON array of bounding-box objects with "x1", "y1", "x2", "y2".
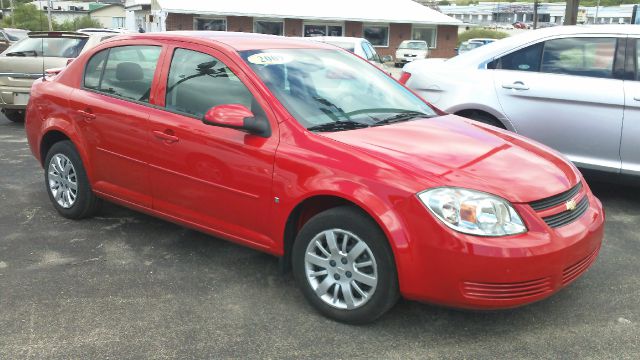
[{"x1": 25, "y1": 32, "x2": 604, "y2": 324}]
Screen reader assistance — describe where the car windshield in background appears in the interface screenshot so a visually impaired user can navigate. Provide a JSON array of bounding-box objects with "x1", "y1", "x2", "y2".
[
  {"x1": 460, "y1": 42, "x2": 483, "y2": 52},
  {"x1": 4, "y1": 37, "x2": 88, "y2": 57},
  {"x1": 241, "y1": 49, "x2": 436, "y2": 131},
  {"x1": 399, "y1": 41, "x2": 427, "y2": 50},
  {"x1": 4, "y1": 29, "x2": 28, "y2": 41},
  {"x1": 322, "y1": 41, "x2": 355, "y2": 52}
]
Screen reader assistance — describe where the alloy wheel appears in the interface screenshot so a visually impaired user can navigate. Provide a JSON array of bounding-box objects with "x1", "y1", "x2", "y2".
[
  {"x1": 48, "y1": 154, "x2": 78, "y2": 209},
  {"x1": 304, "y1": 229, "x2": 378, "y2": 310}
]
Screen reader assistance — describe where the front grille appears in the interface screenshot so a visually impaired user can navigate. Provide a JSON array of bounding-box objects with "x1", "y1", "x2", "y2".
[
  {"x1": 529, "y1": 182, "x2": 583, "y2": 211},
  {"x1": 562, "y1": 247, "x2": 599, "y2": 286},
  {"x1": 461, "y1": 277, "x2": 552, "y2": 301},
  {"x1": 542, "y1": 196, "x2": 589, "y2": 228}
]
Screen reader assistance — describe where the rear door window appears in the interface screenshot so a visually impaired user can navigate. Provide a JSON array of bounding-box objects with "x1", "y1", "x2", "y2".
[
  {"x1": 83, "y1": 45, "x2": 162, "y2": 103},
  {"x1": 540, "y1": 37, "x2": 616, "y2": 79},
  {"x1": 5, "y1": 37, "x2": 88, "y2": 58}
]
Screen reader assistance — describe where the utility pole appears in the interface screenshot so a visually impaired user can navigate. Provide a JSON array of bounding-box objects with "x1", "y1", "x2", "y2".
[
  {"x1": 595, "y1": 0, "x2": 600, "y2": 24},
  {"x1": 9, "y1": 0, "x2": 13, "y2": 26},
  {"x1": 533, "y1": 1, "x2": 539, "y2": 29},
  {"x1": 564, "y1": 0, "x2": 579, "y2": 25},
  {"x1": 47, "y1": 0, "x2": 53, "y2": 30}
]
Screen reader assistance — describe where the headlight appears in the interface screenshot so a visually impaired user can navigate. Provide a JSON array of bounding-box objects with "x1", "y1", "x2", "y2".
[{"x1": 417, "y1": 187, "x2": 526, "y2": 236}]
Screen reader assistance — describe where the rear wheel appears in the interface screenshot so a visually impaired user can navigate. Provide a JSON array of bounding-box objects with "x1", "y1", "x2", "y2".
[
  {"x1": 292, "y1": 206, "x2": 399, "y2": 324},
  {"x1": 44, "y1": 141, "x2": 101, "y2": 219},
  {"x1": 3, "y1": 109, "x2": 25, "y2": 123}
]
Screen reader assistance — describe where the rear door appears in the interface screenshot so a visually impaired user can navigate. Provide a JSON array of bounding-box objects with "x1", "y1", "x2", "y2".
[
  {"x1": 492, "y1": 35, "x2": 625, "y2": 173},
  {"x1": 69, "y1": 43, "x2": 164, "y2": 207},
  {"x1": 621, "y1": 37, "x2": 640, "y2": 176}
]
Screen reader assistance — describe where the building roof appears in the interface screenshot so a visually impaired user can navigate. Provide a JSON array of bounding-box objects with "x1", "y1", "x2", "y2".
[
  {"x1": 152, "y1": 0, "x2": 462, "y2": 26},
  {"x1": 111, "y1": 31, "x2": 342, "y2": 51}
]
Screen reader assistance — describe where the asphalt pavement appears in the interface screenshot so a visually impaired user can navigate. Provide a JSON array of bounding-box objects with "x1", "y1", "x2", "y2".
[{"x1": 0, "y1": 115, "x2": 638, "y2": 358}]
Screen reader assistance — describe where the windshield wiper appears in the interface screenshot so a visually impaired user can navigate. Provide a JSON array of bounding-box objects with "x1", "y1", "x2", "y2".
[
  {"x1": 307, "y1": 121, "x2": 370, "y2": 133},
  {"x1": 373, "y1": 111, "x2": 432, "y2": 126},
  {"x1": 313, "y1": 96, "x2": 351, "y2": 121},
  {"x1": 6, "y1": 50, "x2": 38, "y2": 57}
]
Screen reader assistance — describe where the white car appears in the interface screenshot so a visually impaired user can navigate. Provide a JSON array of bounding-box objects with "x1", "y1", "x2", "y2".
[
  {"x1": 394, "y1": 40, "x2": 428, "y2": 67},
  {"x1": 401, "y1": 25, "x2": 640, "y2": 177},
  {"x1": 296, "y1": 36, "x2": 392, "y2": 75}
]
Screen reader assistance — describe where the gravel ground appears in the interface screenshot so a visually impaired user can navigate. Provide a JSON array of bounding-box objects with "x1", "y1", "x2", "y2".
[{"x1": 0, "y1": 115, "x2": 638, "y2": 359}]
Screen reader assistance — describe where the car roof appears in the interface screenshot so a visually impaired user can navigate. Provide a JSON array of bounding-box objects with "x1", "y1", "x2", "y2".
[
  {"x1": 108, "y1": 31, "x2": 336, "y2": 51},
  {"x1": 448, "y1": 25, "x2": 640, "y2": 66}
]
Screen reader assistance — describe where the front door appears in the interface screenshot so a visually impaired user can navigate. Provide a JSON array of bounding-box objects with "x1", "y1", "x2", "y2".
[
  {"x1": 493, "y1": 36, "x2": 625, "y2": 173},
  {"x1": 621, "y1": 38, "x2": 640, "y2": 176},
  {"x1": 146, "y1": 44, "x2": 279, "y2": 247},
  {"x1": 69, "y1": 44, "x2": 163, "y2": 207}
]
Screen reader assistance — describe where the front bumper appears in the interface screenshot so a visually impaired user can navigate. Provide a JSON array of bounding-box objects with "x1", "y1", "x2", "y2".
[{"x1": 394, "y1": 189, "x2": 605, "y2": 309}]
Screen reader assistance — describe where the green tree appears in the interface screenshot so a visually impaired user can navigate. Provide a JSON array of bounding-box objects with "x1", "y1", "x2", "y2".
[
  {"x1": 458, "y1": 29, "x2": 509, "y2": 46},
  {"x1": 2, "y1": 4, "x2": 50, "y2": 31},
  {"x1": 2, "y1": 3, "x2": 103, "y2": 31}
]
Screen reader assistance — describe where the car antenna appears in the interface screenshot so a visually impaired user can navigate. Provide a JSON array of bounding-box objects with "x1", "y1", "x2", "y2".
[{"x1": 38, "y1": 0, "x2": 46, "y2": 82}]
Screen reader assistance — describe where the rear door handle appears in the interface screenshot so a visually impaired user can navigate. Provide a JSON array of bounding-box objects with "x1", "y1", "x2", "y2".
[
  {"x1": 502, "y1": 81, "x2": 529, "y2": 91},
  {"x1": 153, "y1": 130, "x2": 179, "y2": 144},
  {"x1": 77, "y1": 109, "x2": 96, "y2": 120}
]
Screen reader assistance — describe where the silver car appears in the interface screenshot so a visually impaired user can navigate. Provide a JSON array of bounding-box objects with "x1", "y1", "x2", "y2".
[{"x1": 401, "y1": 25, "x2": 639, "y2": 178}]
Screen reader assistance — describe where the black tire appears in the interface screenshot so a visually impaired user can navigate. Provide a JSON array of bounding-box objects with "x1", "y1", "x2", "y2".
[
  {"x1": 458, "y1": 110, "x2": 506, "y2": 129},
  {"x1": 3, "y1": 109, "x2": 25, "y2": 123},
  {"x1": 292, "y1": 206, "x2": 399, "y2": 324},
  {"x1": 44, "y1": 140, "x2": 101, "y2": 219}
]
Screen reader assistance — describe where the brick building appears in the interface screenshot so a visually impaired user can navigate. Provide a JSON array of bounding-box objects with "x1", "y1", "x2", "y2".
[{"x1": 148, "y1": 0, "x2": 462, "y2": 58}]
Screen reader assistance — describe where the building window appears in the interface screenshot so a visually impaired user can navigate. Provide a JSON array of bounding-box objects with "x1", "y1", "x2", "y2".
[
  {"x1": 412, "y1": 26, "x2": 437, "y2": 49},
  {"x1": 255, "y1": 20, "x2": 284, "y2": 36},
  {"x1": 363, "y1": 24, "x2": 389, "y2": 47},
  {"x1": 303, "y1": 23, "x2": 343, "y2": 37},
  {"x1": 195, "y1": 18, "x2": 226, "y2": 31},
  {"x1": 112, "y1": 17, "x2": 125, "y2": 28}
]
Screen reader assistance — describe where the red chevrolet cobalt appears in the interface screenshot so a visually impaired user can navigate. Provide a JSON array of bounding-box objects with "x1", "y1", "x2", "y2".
[{"x1": 25, "y1": 32, "x2": 604, "y2": 324}]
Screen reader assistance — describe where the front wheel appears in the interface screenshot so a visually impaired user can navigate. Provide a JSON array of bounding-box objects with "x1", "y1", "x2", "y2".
[
  {"x1": 292, "y1": 206, "x2": 399, "y2": 324},
  {"x1": 44, "y1": 140, "x2": 101, "y2": 219}
]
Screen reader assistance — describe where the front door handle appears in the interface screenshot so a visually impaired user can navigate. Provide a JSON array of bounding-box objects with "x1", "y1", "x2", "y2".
[
  {"x1": 153, "y1": 130, "x2": 179, "y2": 144},
  {"x1": 634, "y1": 96, "x2": 640, "y2": 101},
  {"x1": 77, "y1": 109, "x2": 96, "y2": 120},
  {"x1": 502, "y1": 81, "x2": 529, "y2": 91}
]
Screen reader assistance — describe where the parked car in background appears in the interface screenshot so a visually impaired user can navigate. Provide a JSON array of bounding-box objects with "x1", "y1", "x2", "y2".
[
  {"x1": 298, "y1": 36, "x2": 392, "y2": 75},
  {"x1": 467, "y1": 38, "x2": 497, "y2": 45},
  {"x1": 26, "y1": 32, "x2": 603, "y2": 324},
  {"x1": 395, "y1": 40, "x2": 428, "y2": 67},
  {"x1": 0, "y1": 28, "x2": 28, "y2": 52},
  {"x1": 400, "y1": 25, "x2": 640, "y2": 178},
  {"x1": 457, "y1": 40, "x2": 484, "y2": 55},
  {"x1": 78, "y1": 28, "x2": 129, "y2": 34},
  {"x1": 512, "y1": 21, "x2": 528, "y2": 29},
  {"x1": 0, "y1": 31, "x2": 115, "y2": 122}
]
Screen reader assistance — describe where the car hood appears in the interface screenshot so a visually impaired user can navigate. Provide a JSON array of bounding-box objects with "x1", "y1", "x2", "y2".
[{"x1": 320, "y1": 115, "x2": 580, "y2": 203}]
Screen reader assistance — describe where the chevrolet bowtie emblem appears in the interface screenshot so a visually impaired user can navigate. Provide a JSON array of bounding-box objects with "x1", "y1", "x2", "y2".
[{"x1": 566, "y1": 199, "x2": 577, "y2": 211}]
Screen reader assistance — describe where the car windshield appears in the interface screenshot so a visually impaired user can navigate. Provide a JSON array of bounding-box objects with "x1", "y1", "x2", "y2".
[
  {"x1": 241, "y1": 49, "x2": 436, "y2": 131},
  {"x1": 399, "y1": 41, "x2": 427, "y2": 50},
  {"x1": 4, "y1": 37, "x2": 88, "y2": 57},
  {"x1": 322, "y1": 40, "x2": 355, "y2": 52},
  {"x1": 460, "y1": 42, "x2": 483, "y2": 52},
  {"x1": 4, "y1": 29, "x2": 28, "y2": 41}
]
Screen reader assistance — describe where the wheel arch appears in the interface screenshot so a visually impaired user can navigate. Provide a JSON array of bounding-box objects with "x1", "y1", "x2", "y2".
[
  {"x1": 279, "y1": 192, "x2": 408, "y2": 278},
  {"x1": 38, "y1": 118, "x2": 93, "y2": 182},
  {"x1": 448, "y1": 104, "x2": 515, "y2": 131}
]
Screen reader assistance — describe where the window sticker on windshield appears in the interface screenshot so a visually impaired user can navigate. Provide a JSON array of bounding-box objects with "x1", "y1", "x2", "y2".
[
  {"x1": 247, "y1": 53, "x2": 292, "y2": 65},
  {"x1": 518, "y1": 64, "x2": 530, "y2": 70}
]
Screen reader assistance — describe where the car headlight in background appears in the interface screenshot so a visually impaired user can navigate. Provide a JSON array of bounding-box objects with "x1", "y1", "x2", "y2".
[{"x1": 418, "y1": 187, "x2": 526, "y2": 236}]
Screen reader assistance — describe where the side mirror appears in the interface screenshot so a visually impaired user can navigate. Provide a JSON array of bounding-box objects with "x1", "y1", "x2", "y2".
[
  {"x1": 203, "y1": 104, "x2": 270, "y2": 137},
  {"x1": 381, "y1": 55, "x2": 393, "y2": 63}
]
